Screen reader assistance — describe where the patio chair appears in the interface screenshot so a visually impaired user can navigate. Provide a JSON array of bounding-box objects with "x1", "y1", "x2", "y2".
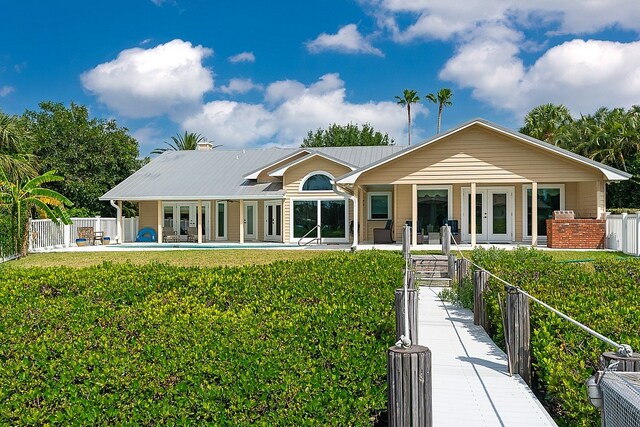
[
  {"x1": 373, "y1": 220, "x2": 393, "y2": 244},
  {"x1": 77, "y1": 227, "x2": 95, "y2": 245},
  {"x1": 404, "y1": 221, "x2": 424, "y2": 244},
  {"x1": 187, "y1": 227, "x2": 199, "y2": 242},
  {"x1": 163, "y1": 226, "x2": 179, "y2": 243}
]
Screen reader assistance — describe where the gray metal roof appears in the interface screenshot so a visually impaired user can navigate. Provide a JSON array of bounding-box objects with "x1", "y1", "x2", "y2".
[
  {"x1": 100, "y1": 145, "x2": 404, "y2": 201},
  {"x1": 100, "y1": 148, "x2": 298, "y2": 201},
  {"x1": 337, "y1": 118, "x2": 632, "y2": 184}
]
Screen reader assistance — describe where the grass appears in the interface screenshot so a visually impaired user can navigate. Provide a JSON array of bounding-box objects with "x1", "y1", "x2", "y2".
[
  {"x1": 8, "y1": 247, "x2": 632, "y2": 269},
  {"x1": 7, "y1": 249, "x2": 337, "y2": 269}
]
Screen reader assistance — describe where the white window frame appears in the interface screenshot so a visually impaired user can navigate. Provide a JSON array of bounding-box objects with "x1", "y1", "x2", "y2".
[
  {"x1": 298, "y1": 170, "x2": 335, "y2": 193},
  {"x1": 162, "y1": 201, "x2": 211, "y2": 241},
  {"x1": 368, "y1": 191, "x2": 392, "y2": 221},
  {"x1": 416, "y1": 185, "x2": 454, "y2": 223},
  {"x1": 216, "y1": 201, "x2": 227, "y2": 240},
  {"x1": 289, "y1": 196, "x2": 350, "y2": 243},
  {"x1": 522, "y1": 184, "x2": 565, "y2": 240}
]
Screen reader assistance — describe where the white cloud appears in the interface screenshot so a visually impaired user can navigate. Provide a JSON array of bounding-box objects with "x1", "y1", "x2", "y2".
[
  {"x1": 219, "y1": 78, "x2": 263, "y2": 95},
  {"x1": 366, "y1": 0, "x2": 640, "y2": 41},
  {"x1": 228, "y1": 52, "x2": 256, "y2": 63},
  {"x1": 131, "y1": 125, "x2": 163, "y2": 149},
  {"x1": 81, "y1": 39, "x2": 214, "y2": 118},
  {"x1": 356, "y1": 1, "x2": 640, "y2": 115},
  {"x1": 442, "y1": 37, "x2": 640, "y2": 115},
  {"x1": 0, "y1": 86, "x2": 14, "y2": 97},
  {"x1": 182, "y1": 73, "x2": 422, "y2": 148},
  {"x1": 307, "y1": 24, "x2": 383, "y2": 56}
]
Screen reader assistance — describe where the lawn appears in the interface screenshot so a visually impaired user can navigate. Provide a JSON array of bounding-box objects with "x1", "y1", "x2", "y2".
[{"x1": 8, "y1": 249, "x2": 337, "y2": 269}]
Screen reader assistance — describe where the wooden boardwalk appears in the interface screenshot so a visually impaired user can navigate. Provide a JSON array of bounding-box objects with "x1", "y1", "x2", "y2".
[{"x1": 417, "y1": 286, "x2": 558, "y2": 426}]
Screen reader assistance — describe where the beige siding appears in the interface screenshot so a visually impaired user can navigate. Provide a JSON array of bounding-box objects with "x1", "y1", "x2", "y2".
[
  {"x1": 283, "y1": 197, "x2": 290, "y2": 242},
  {"x1": 227, "y1": 201, "x2": 240, "y2": 242},
  {"x1": 394, "y1": 185, "x2": 412, "y2": 240},
  {"x1": 283, "y1": 156, "x2": 352, "y2": 195},
  {"x1": 574, "y1": 181, "x2": 602, "y2": 218},
  {"x1": 358, "y1": 127, "x2": 604, "y2": 185},
  {"x1": 257, "y1": 152, "x2": 308, "y2": 183},
  {"x1": 139, "y1": 201, "x2": 158, "y2": 231}
]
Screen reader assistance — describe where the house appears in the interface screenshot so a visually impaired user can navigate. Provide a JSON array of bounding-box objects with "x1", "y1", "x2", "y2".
[{"x1": 100, "y1": 119, "x2": 631, "y2": 247}]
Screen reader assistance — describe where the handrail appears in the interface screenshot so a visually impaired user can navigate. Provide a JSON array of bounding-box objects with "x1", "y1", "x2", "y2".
[
  {"x1": 298, "y1": 225, "x2": 322, "y2": 246},
  {"x1": 448, "y1": 231, "x2": 634, "y2": 357}
]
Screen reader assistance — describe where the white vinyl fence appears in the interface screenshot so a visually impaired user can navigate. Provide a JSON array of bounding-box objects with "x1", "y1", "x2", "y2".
[
  {"x1": 606, "y1": 213, "x2": 640, "y2": 256},
  {"x1": 29, "y1": 217, "x2": 119, "y2": 252}
]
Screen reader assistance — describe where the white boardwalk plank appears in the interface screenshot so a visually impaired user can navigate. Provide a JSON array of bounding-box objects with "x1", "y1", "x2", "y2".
[{"x1": 418, "y1": 286, "x2": 558, "y2": 427}]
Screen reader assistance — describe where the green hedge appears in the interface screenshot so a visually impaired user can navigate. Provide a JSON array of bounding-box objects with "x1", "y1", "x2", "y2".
[
  {"x1": 467, "y1": 248, "x2": 640, "y2": 427},
  {"x1": 607, "y1": 208, "x2": 640, "y2": 214},
  {"x1": 0, "y1": 251, "x2": 404, "y2": 425}
]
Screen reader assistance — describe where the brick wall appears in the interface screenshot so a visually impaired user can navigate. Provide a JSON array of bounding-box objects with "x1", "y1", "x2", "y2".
[{"x1": 546, "y1": 219, "x2": 606, "y2": 249}]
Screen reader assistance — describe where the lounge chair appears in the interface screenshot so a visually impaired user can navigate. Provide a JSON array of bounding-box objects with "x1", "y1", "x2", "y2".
[
  {"x1": 163, "y1": 226, "x2": 179, "y2": 243},
  {"x1": 187, "y1": 227, "x2": 199, "y2": 242}
]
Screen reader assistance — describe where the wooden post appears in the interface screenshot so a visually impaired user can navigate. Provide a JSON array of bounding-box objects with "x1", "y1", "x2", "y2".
[
  {"x1": 441, "y1": 225, "x2": 450, "y2": 255},
  {"x1": 447, "y1": 254, "x2": 456, "y2": 282},
  {"x1": 506, "y1": 287, "x2": 531, "y2": 385},
  {"x1": 388, "y1": 345, "x2": 432, "y2": 427},
  {"x1": 395, "y1": 288, "x2": 418, "y2": 345},
  {"x1": 473, "y1": 270, "x2": 489, "y2": 330},
  {"x1": 457, "y1": 258, "x2": 470, "y2": 288},
  {"x1": 601, "y1": 352, "x2": 640, "y2": 372}
]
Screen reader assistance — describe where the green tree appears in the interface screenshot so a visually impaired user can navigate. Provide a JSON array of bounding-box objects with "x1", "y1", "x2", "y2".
[
  {"x1": 301, "y1": 123, "x2": 393, "y2": 147},
  {"x1": 0, "y1": 111, "x2": 37, "y2": 182},
  {"x1": 425, "y1": 88, "x2": 453, "y2": 134},
  {"x1": 0, "y1": 170, "x2": 72, "y2": 256},
  {"x1": 519, "y1": 103, "x2": 573, "y2": 145},
  {"x1": 22, "y1": 102, "x2": 141, "y2": 217},
  {"x1": 151, "y1": 131, "x2": 220, "y2": 154},
  {"x1": 395, "y1": 89, "x2": 420, "y2": 145}
]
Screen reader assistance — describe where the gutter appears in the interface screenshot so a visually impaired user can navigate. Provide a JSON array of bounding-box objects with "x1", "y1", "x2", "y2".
[{"x1": 110, "y1": 200, "x2": 122, "y2": 244}]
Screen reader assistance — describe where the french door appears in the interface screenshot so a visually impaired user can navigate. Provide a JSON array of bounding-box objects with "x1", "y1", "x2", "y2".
[
  {"x1": 264, "y1": 201, "x2": 282, "y2": 242},
  {"x1": 163, "y1": 202, "x2": 210, "y2": 241},
  {"x1": 461, "y1": 187, "x2": 514, "y2": 243}
]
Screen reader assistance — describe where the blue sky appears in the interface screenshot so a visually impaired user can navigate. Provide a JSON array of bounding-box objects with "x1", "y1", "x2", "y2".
[{"x1": 1, "y1": 1, "x2": 639, "y2": 156}]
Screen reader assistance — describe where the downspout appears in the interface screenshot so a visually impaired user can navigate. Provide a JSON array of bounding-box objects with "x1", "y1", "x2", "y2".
[
  {"x1": 332, "y1": 182, "x2": 358, "y2": 248},
  {"x1": 110, "y1": 200, "x2": 122, "y2": 244}
]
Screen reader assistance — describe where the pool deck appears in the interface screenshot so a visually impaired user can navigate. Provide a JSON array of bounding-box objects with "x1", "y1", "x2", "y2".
[
  {"x1": 30, "y1": 241, "x2": 613, "y2": 253},
  {"x1": 417, "y1": 286, "x2": 558, "y2": 426}
]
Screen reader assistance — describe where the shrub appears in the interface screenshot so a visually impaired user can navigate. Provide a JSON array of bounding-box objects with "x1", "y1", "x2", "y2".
[
  {"x1": 0, "y1": 251, "x2": 404, "y2": 426},
  {"x1": 469, "y1": 248, "x2": 640, "y2": 427}
]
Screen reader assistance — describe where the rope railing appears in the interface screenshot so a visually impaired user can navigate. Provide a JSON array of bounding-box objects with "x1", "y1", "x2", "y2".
[{"x1": 444, "y1": 226, "x2": 634, "y2": 358}]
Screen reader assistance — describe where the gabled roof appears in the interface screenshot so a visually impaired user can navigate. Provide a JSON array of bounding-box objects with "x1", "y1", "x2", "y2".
[
  {"x1": 268, "y1": 151, "x2": 357, "y2": 177},
  {"x1": 243, "y1": 149, "x2": 311, "y2": 180},
  {"x1": 336, "y1": 118, "x2": 632, "y2": 184}
]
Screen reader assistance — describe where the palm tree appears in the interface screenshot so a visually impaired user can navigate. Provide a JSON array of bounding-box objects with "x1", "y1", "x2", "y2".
[
  {"x1": 0, "y1": 169, "x2": 72, "y2": 256},
  {"x1": 151, "y1": 131, "x2": 221, "y2": 155},
  {"x1": 520, "y1": 104, "x2": 573, "y2": 145},
  {"x1": 0, "y1": 112, "x2": 37, "y2": 181},
  {"x1": 425, "y1": 88, "x2": 453, "y2": 134},
  {"x1": 395, "y1": 89, "x2": 420, "y2": 145}
]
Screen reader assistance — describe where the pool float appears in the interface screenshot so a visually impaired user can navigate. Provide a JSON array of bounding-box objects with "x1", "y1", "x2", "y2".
[{"x1": 136, "y1": 227, "x2": 157, "y2": 242}]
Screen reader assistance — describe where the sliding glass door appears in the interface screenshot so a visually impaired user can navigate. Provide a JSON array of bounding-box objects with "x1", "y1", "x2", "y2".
[{"x1": 291, "y1": 198, "x2": 348, "y2": 242}]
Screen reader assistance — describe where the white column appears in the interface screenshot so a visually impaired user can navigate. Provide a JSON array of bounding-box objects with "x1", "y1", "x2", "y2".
[
  {"x1": 95, "y1": 216, "x2": 101, "y2": 232},
  {"x1": 157, "y1": 200, "x2": 163, "y2": 243},
  {"x1": 117, "y1": 201, "x2": 123, "y2": 244},
  {"x1": 352, "y1": 194, "x2": 359, "y2": 247},
  {"x1": 197, "y1": 199, "x2": 203, "y2": 244},
  {"x1": 393, "y1": 184, "x2": 398, "y2": 242},
  {"x1": 411, "y1": 184, "x2": 418, "y2": 246},
  {"x1": 531, "y1": 182, "x2": 538, "y2": 247},
  {"x1": 239, "y1": 200, "x2": 245, "y2": 244},
  {"x1": 63, "y1": 223, "x2": 71, "y2": 247},
  {"x1": 471, "y1": 182, "x2": 477, "y2": 248}
]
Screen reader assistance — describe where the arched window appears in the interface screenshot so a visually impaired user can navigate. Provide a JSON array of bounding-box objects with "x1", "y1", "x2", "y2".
[{"x1": 301, "y1": 172, "x2": 333, "y2": 191}]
